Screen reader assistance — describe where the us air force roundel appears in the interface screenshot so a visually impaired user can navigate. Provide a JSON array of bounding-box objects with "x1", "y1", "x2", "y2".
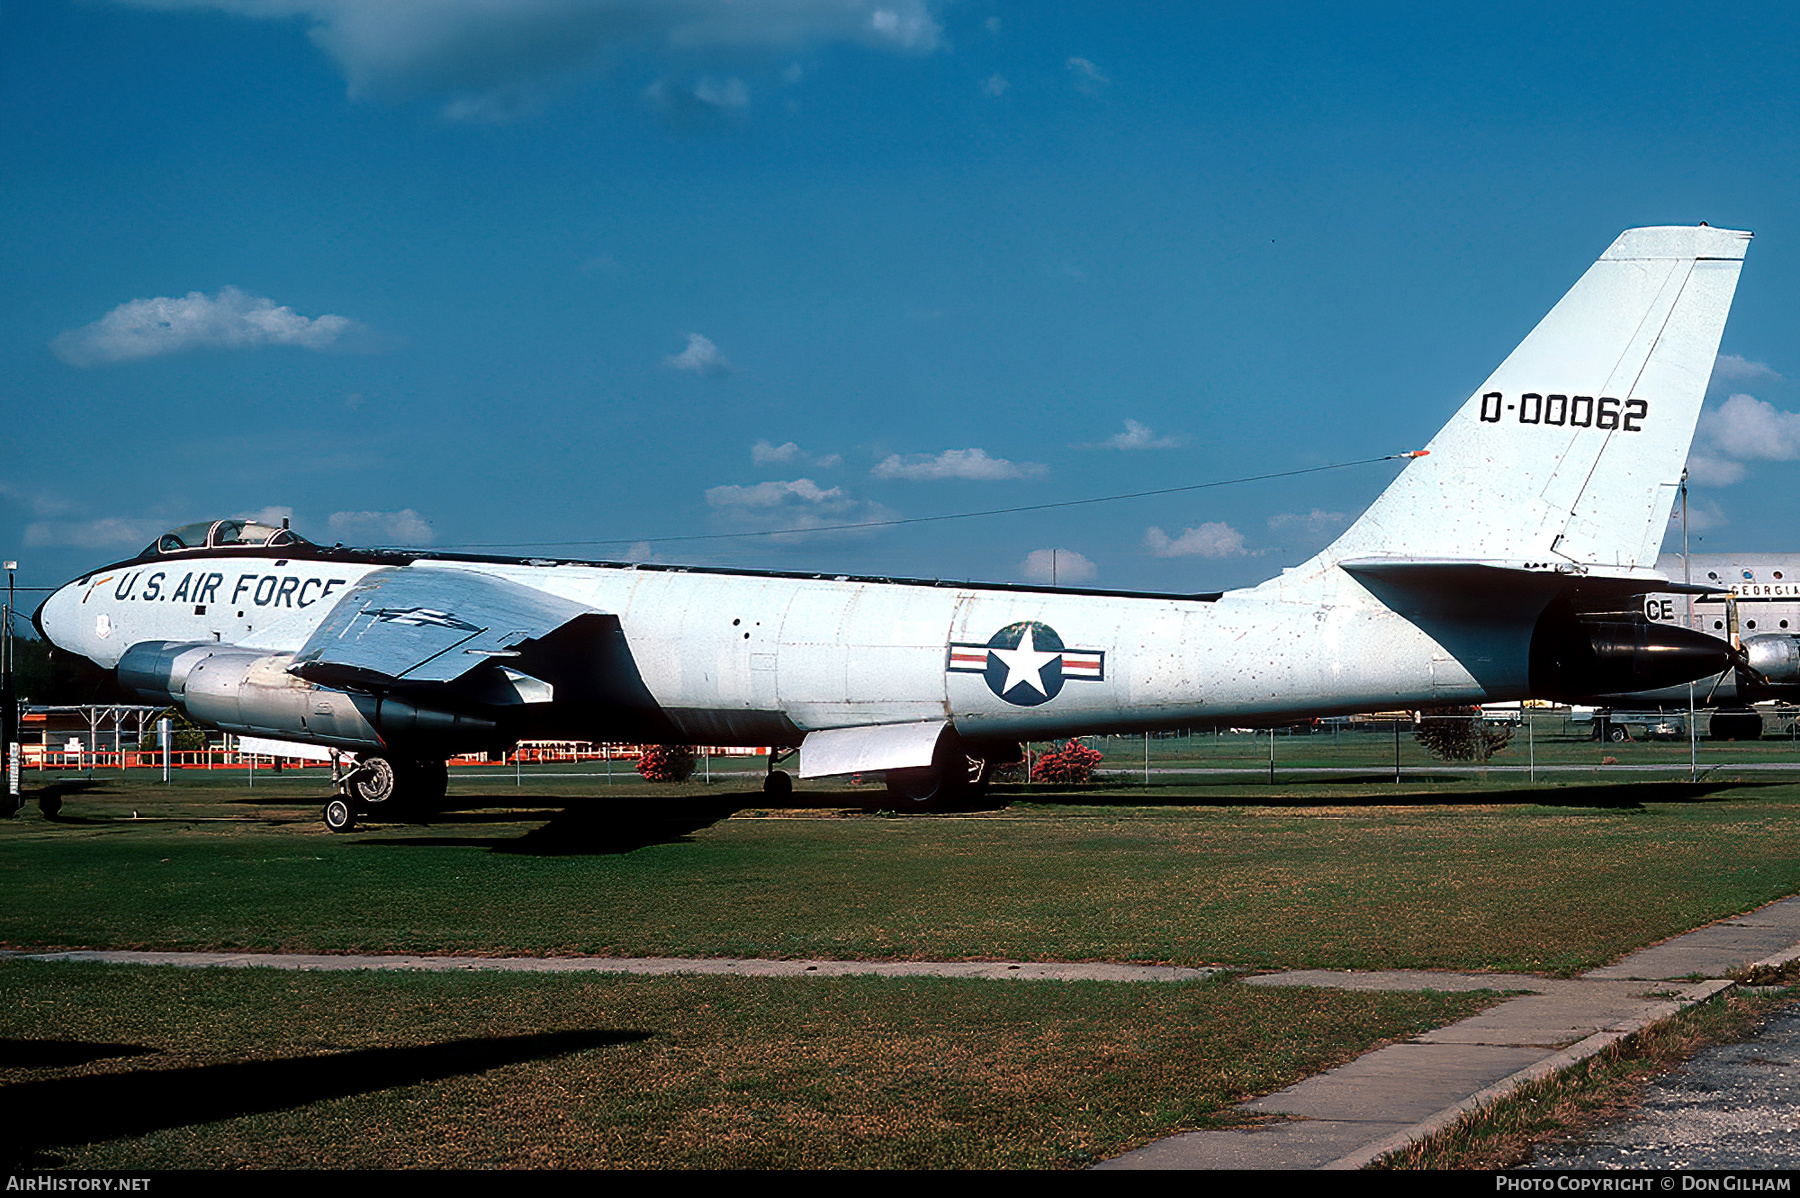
[{"x1": 946, "y1": 621, "x2": 1105, "y2": 706}]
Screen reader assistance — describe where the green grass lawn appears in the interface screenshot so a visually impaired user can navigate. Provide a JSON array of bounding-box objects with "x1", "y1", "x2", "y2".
[
  {"x1": 6, "y1": 769, "x2": 1800, "y2": 1168},
  {"x1": 6, "y1": 772, "x2": 1800, "y2": 973},
  {"x1": 0, "y1": 961, "x2": 1488, "y2": 1170}
]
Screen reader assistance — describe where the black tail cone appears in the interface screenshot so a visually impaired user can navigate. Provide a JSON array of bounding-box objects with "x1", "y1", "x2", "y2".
[{"x1": 1529, "y1": 604, "x2": 1736, "y2": 703}]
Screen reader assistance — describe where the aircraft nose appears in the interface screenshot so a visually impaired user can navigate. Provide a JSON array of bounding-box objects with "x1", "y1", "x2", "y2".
[{"x1": 36, "y1": 577, "x2": 85, "y2": 654}]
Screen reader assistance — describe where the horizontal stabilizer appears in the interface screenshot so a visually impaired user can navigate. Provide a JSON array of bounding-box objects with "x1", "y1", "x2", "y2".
[
  {"x1": 799, "y1": 720, "x2": 947, "y2": 779},
  {"x1": 1341, "y1": 558, "x2": 1726, "y2": 600},
  {"x1": 290, "y1": 567, "x2": 601, "y2": 689}
]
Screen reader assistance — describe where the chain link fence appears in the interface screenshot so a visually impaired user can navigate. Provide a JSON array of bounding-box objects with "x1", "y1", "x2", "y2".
[
  {"x1": 19, "y1": 705, "x2": 1800, "y2": 792},
  {"x1": 1078, "y1": 706, "x2": 1800, "y2": 785}
]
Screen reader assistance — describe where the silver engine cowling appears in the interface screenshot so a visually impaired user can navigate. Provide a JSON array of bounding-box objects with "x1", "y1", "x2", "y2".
[
  {"x1": 116, "y1": 640, "x2": 494, "y2": 750},
  {"x1": 1744, "y1": 634, "x2": 1800, "y2": 685}
]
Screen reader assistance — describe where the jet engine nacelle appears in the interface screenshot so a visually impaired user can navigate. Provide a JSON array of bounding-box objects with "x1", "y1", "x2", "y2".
[
  {"x1": 1528, "y1": 613, "x2": 1736, "y2": 703},
  {"x1": 115, "y1": 640, "x2": 494, "y2": 751},
  {"x1": 1744, "y1": 634, "x2": 1800, "y2": 685}
]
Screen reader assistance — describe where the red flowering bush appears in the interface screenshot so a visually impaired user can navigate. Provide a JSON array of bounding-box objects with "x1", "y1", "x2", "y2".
[
  {"x1": 1031, "y1": 739, "x2": 1104, "y2": 785},
  {"x1": 636, "y1": 744, "x2": 696, "y2": 783}
]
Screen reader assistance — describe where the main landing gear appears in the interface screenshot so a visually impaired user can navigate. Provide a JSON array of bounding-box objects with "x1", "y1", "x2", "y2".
[
  {"x1": 884, "y1": 742, "x2": 993, "y2": 813},
  {"x1": 763, "y1": 747, "x2": 794, "y2": 799},
  {"x1": 322, "y1": 752, "x2": 450, "y2": 832}
]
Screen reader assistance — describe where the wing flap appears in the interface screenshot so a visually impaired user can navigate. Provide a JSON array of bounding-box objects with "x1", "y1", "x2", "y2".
[
  {"x1": 799, "y1": 720, "x2": 947, "y2": 779},
  {"x1": 289, "y1": 567, "x2": 603, "y2": 688}
]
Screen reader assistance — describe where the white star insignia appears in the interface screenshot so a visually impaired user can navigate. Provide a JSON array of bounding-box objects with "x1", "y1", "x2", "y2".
[{"x1": 989, "y1": 625, "x2": 1061, "y2": 695}]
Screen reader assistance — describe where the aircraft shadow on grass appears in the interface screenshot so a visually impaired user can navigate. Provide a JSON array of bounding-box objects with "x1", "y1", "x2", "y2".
[
  {"x1": 0, "y1": 1039, "x2": 157, "y2": 1068},
  {"x1": 0, "y1": 1027, "x2": 648, "y2": 1166},
  {"x1": 1015, "y1": 779, "x2": 1782, "y2": 811},
  {"x1": 356, "y1": 800, "x2": 748, "y2": 855}
]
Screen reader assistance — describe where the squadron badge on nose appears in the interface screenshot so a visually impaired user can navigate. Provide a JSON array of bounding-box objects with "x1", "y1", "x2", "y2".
[{"x1": 946, "y1": 621, "x2": 1105, "y2": 706}]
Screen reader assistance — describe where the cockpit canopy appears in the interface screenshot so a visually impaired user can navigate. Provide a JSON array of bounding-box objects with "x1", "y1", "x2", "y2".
[{"x1": 139, "y1": 519, "x2": 311, "y2": 558}]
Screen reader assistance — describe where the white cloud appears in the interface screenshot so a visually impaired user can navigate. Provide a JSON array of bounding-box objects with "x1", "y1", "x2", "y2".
[
  {"x1": 24, "y1": 518, "x2": 167, "y2": 549},
  {"x1": 707, "y1": 478, "x2": 843, "y2": 508},
  {"x1": 0, "y1": 482, "x2": 75, "y2": 518},
  {"x1": 665, "y1": 332, "x2": 733, "y2": 375},
  {"x1": 132, "y1": 1, "x2": 942, "y2": 118},
  {"x1": 1268, "y1": 509, "x2": 1351, "y2": 538},
  {"x1": 705, "y1": 477, "x2": 892, "y2": 535},
  {"x1": 871, "y1": 448, "x2": 1044, "y2": 481},
  {"x1": 693, "y1": 76, "x2": 748, "y2": 108},
  {"x1": 238, "y1": 505, "x2": 296, "y2": 530},
  {"x1": 752, "y1": 439, "x2": 839, "y2": 467},
  {"x1": 1066, "y1": 56, "x2": 1108, "y2": 92},
  {"x1": 327, "y1": 508, "x2": 434, "y2": 545},
  {"x1": 1144, "y1": 522, "x2": 1247, "y2": 558},
  {"x1": 982, "y1": 74, "x2": 1008, "y2": 97},
  {"x1": 1683, "y1": 454, "x2": 1747, "y2": 487},
  {"x1": 1667, "y1": 497, "x2": 1726, "y2": 535},
  {"x1": 1713, "y1": 353, "x2": 1783, "y2": 382},
  {"x1": 753, "y1": 440, "x2": 800, "y2": 464},
  {"x1": 1699, "y1": 393, "x2": 1800, "y2": 461},
  {"x1": 1081, "y1": 419, "x2": 1181, "y2": 450},
  {"x1": 1684, "y1": 393, "x2": 1800, "y2": 486},
  {"x1": 51, "y1": 286, "x2": 359, "y2": 367},
  {"x1": 1020, "y1": 548, "x2": 1096, "y2": 585}
]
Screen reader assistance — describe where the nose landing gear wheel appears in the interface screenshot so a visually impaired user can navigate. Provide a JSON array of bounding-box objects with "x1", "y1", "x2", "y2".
[
  {"x1": 349, "y1": 755, "x2": 398, "y2": 806},
  {"x1": 762, "y1": 770, "x2": 793, "y2": 799},
  {"x1": 323, "y1": 796, "x2": 356, "y2": 833}
]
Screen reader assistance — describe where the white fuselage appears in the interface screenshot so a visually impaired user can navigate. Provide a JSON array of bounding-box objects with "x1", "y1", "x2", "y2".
[{"x1": 40, "y1": 549, "x2": 1527, "y2": 745}]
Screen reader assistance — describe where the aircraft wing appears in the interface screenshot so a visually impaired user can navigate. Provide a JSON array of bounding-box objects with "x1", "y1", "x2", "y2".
[{"x1": 289, "y1": 566, "x2": 602, "y2": 689}]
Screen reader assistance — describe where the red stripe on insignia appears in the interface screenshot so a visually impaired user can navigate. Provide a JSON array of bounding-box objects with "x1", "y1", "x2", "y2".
[{"x1": 1061, "y1": 653, "x2": 1103, "y2": 677}]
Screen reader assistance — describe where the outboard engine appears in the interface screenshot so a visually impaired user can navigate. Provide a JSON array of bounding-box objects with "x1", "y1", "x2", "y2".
[{"x1": 115, "y1": 640, "x2": 494, "y2": 751}]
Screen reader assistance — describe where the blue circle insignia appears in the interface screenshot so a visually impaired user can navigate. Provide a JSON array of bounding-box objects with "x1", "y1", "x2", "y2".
[{"x1": 983, "y1": 620, "x2": 1066, "y2": 706}]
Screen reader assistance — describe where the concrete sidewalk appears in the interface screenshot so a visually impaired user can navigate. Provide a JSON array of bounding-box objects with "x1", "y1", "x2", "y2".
[
  {"x1": 2, "y1": 948, "x2": 1215, "y2": 985},
  {"x1": 1099, "y1": 894, "x2": 1800, "y2": 1170}
]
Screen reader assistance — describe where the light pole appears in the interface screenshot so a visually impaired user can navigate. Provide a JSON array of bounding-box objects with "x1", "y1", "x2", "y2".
[
  {"x1": 1681, "y1": 473, "x2": 1697, "y2": 783},
  {"x1": 3, "y1": 560, "x2": 16, "y2": 807}
]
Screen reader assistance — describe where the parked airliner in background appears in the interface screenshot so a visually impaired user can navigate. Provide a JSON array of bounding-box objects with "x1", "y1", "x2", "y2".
[{"x1": 38, "y1": 226, "x2": 1752, "y2": 828}]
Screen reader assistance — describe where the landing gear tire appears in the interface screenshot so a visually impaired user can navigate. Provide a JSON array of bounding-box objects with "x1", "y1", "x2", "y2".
[
  {"x1": 397, "y1": 759, "x2": 448, "y2": 816},
  {"x1": 1711, "y1": 711, "x2": 1764, "y2": 741},
  {"x1": 885, "y1": 767, "x2": 944, "y2": 809},
  {"x1": 763, "y1": 770, "x2": 793, "y2": 800},
  {"x1": 37, "y1": 793, "x2": 62, "y2": 819},
  {"x1": 884, "y1": 751, "x2": 989, "y2": 813},
  {"x1": 323, "y1": 796, "x2": 356, "y2": 833},
  {"x1": 348, "y1": 755, "x2": 398, "y2": 806}
]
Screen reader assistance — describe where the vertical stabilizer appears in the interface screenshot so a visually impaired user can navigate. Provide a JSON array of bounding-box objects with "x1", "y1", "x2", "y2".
[{"x1": 1327, "y1": 226, "x2": 1750, "y2": 572}]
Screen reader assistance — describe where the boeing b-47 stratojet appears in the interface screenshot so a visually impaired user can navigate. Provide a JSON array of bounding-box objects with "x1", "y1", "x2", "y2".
[{"x1": 38, "y1": 226, "x2": 1752, "y2": 828}]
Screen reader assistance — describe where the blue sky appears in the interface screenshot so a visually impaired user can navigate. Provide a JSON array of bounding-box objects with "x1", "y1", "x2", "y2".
[{"x1": 5, "y1": 1, "x2": 1799, "y2": 598}]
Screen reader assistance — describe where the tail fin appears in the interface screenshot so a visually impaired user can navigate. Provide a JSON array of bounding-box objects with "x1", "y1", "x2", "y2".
[{"x1": 1327, "y1": 225, "x2": 1750, "y2": 573}]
